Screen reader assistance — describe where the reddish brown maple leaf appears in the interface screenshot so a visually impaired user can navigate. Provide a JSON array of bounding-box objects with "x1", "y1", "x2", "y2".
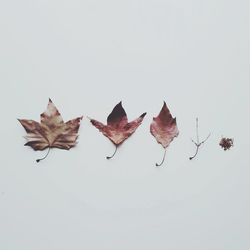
[
  {"x1": 89, "y1": 102, "x2": 146, "y2": 159},
  {"x1": 219, "y1": 137, "x2": 234, "y2": 150},
  {"x1": 150, "y1": 101, "x2": 179, "y2": 166},
  {"x1": 18, "y1": 99, "x2": 83, "y2": 162}
]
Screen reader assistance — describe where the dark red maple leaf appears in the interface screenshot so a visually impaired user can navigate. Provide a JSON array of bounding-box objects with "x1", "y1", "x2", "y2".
[
  {"x1": 18, "y1": 99, "x2": 83, "y2": 162},
  {"x1": 150, "y1": 102, "x2": 179, "y2": 166},
  {"x1": 89, "y1": 102, "x2": 146, "y2": 159}
]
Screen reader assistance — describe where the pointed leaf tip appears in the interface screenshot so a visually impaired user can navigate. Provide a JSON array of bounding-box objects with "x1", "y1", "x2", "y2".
[
  {"x1": 107, "y1": 101, "x2": 127, "y2": 126},
  {"x1": 115, "y1": 101, "x2": 123, "y2": 110}
]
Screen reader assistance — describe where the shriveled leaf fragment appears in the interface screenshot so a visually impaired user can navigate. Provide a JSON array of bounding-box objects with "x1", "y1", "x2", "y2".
[
  {"x1": 150, "y1": 102, "x2": 179, "y2": 166},
  {"x1": 90, "y1": 101, "x2": 146, "y2": 159},
  {"x1": 219, "y1": 137, "x2": 234, "y2": 150},
  {"x1": 18, "y1": 99, "x2": 82, "y2": 162}
]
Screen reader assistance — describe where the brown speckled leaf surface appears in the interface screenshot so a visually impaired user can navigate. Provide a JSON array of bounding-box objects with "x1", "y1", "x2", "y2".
[
  {"x1": 90, "y1": 102, "x2": 146, "y2": 146},
  {"x1": 18, "y1": 99, "x2": 82, "y2": 151}
]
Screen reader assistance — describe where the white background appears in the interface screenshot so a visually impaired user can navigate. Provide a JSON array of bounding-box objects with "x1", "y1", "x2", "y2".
[{"x1": 0, "y1": 0, "x2": 249, "y2": 249}]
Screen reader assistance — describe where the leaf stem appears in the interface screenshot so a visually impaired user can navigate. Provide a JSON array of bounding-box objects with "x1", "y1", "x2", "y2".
[
  {"x1": 189, "y1": 146, "x2": 199, "y2": 160},
  {"x1": 106, "y1": 146, "x2": 118, "y2": 160},
  {"x1": 36, "y1": 147, "x2": 51, "y2": 163},
  {"x1": 196, "y1": 117, "x2": 199, "y2": 144},
  {"x1": 156, "y1": 148, "x2": 167, "y2": 167},
  {"x1": 189, "y1": 118, "x2": 211, "y2": 160}
]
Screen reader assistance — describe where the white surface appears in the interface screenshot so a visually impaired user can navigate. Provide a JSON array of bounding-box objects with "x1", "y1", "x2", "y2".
[{"x1": 0, "y1": 0, "x2": 249, "y2": 249}]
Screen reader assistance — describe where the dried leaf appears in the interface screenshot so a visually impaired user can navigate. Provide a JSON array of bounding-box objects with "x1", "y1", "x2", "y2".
[
  {"x1": 219, "y1": 137, "x2": 234, "y2": 150},
  {"x1": 150, "y1": 101, "x2": 179, "y2": 166},
  {"x1": 19, "y1": 99, "x2": 82, "y2": 162},
  {"x1": 90, "y1": 101, "x2": 146, "y2": 159},
  {"x1": 189, "y1": 118, "x2": 211, "y2": 160}
]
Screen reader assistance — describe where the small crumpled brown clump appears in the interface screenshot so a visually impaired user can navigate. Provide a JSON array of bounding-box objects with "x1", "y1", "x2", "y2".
[{"x1": 219, "y1": 137, "x2": 234, "y2": 151}]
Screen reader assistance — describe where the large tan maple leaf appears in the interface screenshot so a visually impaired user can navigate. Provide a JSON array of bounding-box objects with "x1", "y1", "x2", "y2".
[
  {"x1": 90, "y1": 101, "x2": 146, "y2": 159},
  {"x1": 150, "y1": 101, "x2": 179, "y2": 166},
  {"x1": 18, "y1": 99, "x2": 82, "y2": 162}
]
